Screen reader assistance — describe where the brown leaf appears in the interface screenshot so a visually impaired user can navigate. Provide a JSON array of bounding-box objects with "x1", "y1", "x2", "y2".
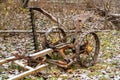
[
  {"x1": 57, "y1": 60, "x2": 67, "y2": 65},
  {"x1": 67, "y1": 69, "x2": 73, "y2": 73}
]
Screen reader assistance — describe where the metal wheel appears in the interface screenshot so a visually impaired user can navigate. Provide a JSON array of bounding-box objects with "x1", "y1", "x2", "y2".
[
  {"x1": 44, "y1": 26, "x2": 66, "y2": 48},
  {"x1": 76, "y1": 32, "x2": 100, "y2": 67},
  {"x1": 42, "y1": 26, "x2": 66, "y2": 59}
]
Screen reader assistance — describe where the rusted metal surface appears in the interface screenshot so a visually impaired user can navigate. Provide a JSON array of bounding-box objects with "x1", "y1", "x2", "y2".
[
  {"x1": 29, "y1": 8, "x2": 39, "y2": 51},
  {"x1": 0, "y1": 29, "x2": 100, "y2": 79},
  {"x1": 0, "y1": 1, "x2": 101, "y2": 79},
  {"x1": 0, "y1": 48, "x2": 53, "y2": 66}
]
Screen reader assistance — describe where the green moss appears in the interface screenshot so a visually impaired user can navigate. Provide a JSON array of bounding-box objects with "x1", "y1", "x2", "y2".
[
  {"x1": 0, "y1": 67, "x2": 5, "y2": 72},
  {"x1": 102, "y1": 52, "x2": 112, "y2": 59},
  {"x1": 1, "y1": 74, "x2": 7, "y2": 80},
  {"x1": 99, "y1": 76, "x2": 108, "y2": 80},
  {"x1": 88, "y1": 71, "x2": 102, "y2": 77},
  {"x1": 88, "y1": 64, "x2": 107, "y2": 70},
  {"x1": 21, "y1": 77, "x2": 31, "y2": 80},
  {"x1": 9, "y1": 62, "x2": 22, "y2": 71},
  {"x1": 48, "y1": 77, "x2": 59, "y2": 80},
  {"x1": 21, "y1": 77, "x2": 44, "y2": 80},
  {"x1": 34, "y1": 77, "x2": 44, "y2": 80}
]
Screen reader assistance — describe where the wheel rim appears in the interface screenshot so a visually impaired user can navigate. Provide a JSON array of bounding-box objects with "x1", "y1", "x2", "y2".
[
  {"x1": 42, "y1": 26, "x2": 66, "y2": 59},
  {"x1": 77, "y1": 32, "x2": 100, "y2": 67},
  {"x1": 45, "y1": 26, "x2": 66, "y2": 46}
]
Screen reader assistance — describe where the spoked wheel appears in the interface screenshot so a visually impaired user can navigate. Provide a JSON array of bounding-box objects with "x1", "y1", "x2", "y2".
[
  {"x1": 45, "y1": 26, "x2": 66, "y2": 46},
  {"x1": 76, "y1": 32, "x2": 100, "y2": 67},
  {"x1": 42, "y1": 26, "x2": 66, "y2": 59}
]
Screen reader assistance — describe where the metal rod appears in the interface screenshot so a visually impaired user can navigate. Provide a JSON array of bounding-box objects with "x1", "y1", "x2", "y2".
[
  {"x1": 0, "y1": 30, "x2": 111, "y2": 33},
  {"x1": 0, "y1": 48, "x2": 53, "y2": 65},
  {"x1": 0, "y1": 30, "x2": 79, "y2": 33},
  {"x1": 29, "y1": 8, "x2": 39, "y2": 51}
]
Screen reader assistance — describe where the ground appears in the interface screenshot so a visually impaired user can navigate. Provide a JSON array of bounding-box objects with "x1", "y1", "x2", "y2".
[
  {"x1": 0, "y1": 30, "x2": 119, "y2": 80},
  {"x1": 0, "y1": 0, "x2": 120, "y2": 80}
]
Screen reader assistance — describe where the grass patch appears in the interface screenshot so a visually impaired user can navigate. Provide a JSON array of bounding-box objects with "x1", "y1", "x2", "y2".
[{"x1": 9, "y1": 62, "x2": 23, "y2": 71}]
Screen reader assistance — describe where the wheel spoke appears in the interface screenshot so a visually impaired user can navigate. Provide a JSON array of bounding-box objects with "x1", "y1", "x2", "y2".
[
  {"x1": 77, "y1": 32, "x2": 100, "y2": 67},
  {"x1": 42, "y1": 27, "x2": 66, "y2": 59}
]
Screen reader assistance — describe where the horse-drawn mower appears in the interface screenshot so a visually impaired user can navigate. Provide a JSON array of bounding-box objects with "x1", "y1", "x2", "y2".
[{"x1": 0, "y1": 5, "x2": 100, "y2": 80}]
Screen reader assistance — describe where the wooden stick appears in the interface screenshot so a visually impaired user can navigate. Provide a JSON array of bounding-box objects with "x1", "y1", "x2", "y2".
[
  {"x1": 109, "y1": 14, "x2": 120, "y2": 17},
  {"x1": 0, "y1": 56, "x2": 16, "y2": 65},
  {"x1": 8, "y1": 64, "x2": 48, "y2": 80},
  {"x1": 30, "y1": 48, "x2": 53, "y2": 59},
  {"x1": 14, "y1": 61, "x2": 33, "y2": 70}
]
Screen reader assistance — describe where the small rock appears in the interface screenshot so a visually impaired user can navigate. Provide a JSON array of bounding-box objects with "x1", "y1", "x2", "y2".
[{"x1": 101, "y1": 71, "x2": 106, "y2": 75}]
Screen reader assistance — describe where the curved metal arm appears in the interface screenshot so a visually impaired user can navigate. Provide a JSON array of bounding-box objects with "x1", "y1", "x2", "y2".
[{"x1": 28, "y1": 7, "x2": 59, "y2": 24}]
